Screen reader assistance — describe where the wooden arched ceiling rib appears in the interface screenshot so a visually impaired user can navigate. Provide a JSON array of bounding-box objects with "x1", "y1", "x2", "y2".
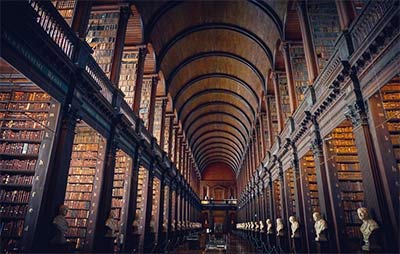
[
  {"x1": 156, "y1": 23, "x2": 273, "y2": 69},
  {"x1": 188, "y1": 121, "x2": 247, "y2": 153},
  {"x1": 142, "y1": 0, "x2": 283, "y2": 41},
  {"x1": 190, "y1": 131, "x2": 245, "y2": 153},
  {"x1": 194, "y1": 141, "x2": 242, "y2": 161},
  {"x1": 198, "y1": 150, "x2": 240, "y2": 170},
  {"x1": 193, "y1": 136, "x2": 244, "y2": 156},
  {"x1": 161, "y1": 30, "x2": 269, "y2": 81},
  {"x1": 181, "y1": 102, "x2": 252, "y2": 131},
  {"x1": 178, "y1": 90, "x2": 255, "y2": 122},
  {"x1": 173, "y1": 73, "x2": 258, "y2": 106},
  {"x1": 167, "y1": 52, "x2": 264, "y2": 94},
  {"x1": 184, "y1": 111, "x2": 251, "y2": 139},
  {"x1": 196, "y1": 145, "x2": 241, "y2": 165},
  {"x1": 199, "y1": 153, "x2": 239, "y2": 171},
  {"x1": 175, "y1": 80, "x2": 258, "y2": 114},
  {"x1": 202, "y1": 159, "x2": 237, "y2": 172},
  {"x1": 188, "y1": 122, "x2": 247, "y2": 150},
  {"x1": 197, "y1": 147, "x2": 240, "y2": 165}
]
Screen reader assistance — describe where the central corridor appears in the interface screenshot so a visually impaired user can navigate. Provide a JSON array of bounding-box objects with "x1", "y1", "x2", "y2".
[{"x1": 175, "y1": 233, "x2": 257, "y2": 254}]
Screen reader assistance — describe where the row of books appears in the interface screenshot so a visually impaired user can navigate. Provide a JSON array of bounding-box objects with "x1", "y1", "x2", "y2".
[
  {"x1": 0, "y1": 143, "x2": 40, "y2": 155},
  {"x1": 6, "y1": 102, "x2": 49, "y2": 111},
  {"x1": 0, "y1": 174, "x2": 33, "y2": 185},
  {"x1": 0, "y1": 204, "x2": 28, "y2": 217},
  {"x1": 10, "y1": 92, "x2": 50, "y2": 102},
  {"x1": 0, "y1": 190, "x2": 30, "y2": 203},
  {"x1": 0, "y1": 159, "x2": 36, "y2": 170},
  {"x1": 1, "y1": 130, "x2": 43, "y2": 141},
  {"x1": 0, "y1": 220, "x2": 24, "y2": 237}
]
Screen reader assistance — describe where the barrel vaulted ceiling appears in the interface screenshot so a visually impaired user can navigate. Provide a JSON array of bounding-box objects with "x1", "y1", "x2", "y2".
[{"x1": 134, "y1": 0, "x2": 287, "y2": 174}]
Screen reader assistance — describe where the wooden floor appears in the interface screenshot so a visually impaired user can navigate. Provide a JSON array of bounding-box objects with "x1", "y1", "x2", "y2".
[{"x1": 174, "y1": 233, "x2": 257, "y2": 254}]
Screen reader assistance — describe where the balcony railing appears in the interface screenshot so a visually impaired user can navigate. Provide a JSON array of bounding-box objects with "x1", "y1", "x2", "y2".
[{"x1": 28, "y1": 0, "x2": 77, "y2": 60}]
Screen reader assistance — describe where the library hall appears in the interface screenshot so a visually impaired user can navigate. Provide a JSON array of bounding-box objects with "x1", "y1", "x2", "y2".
[{"x1": 0, "y1": 0, "x2": 399, "y2": 253}]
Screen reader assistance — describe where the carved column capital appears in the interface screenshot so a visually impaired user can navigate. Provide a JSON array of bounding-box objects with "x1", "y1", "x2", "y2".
[{"x1": 345, "y1": 102, "x2": 368, "y2": 128}]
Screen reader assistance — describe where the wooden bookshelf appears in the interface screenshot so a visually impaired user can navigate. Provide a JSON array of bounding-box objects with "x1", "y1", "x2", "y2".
[
  {"x1": 111, "y1": 150, "x2": 132, "y2": 252},
  {"x1": 171, "y1": 190, "x2": 176, "y2": 230},
  {"x1": 150, "y1": 178, "x2": 161, "y2": 235},
  {"x1": 64, "y1": 122, "x2": 106, "y2": 251},
  {"x1": 285, "y1": 169, "x2": 296, "y2": 216},
  {"x1": 300, "y1": 152, "x2": 320, "y2": 215},
  {"x1": 170, "y1": 128, "x2": 176, "y2": 163},
  {"x1": 139, "y1": 79, "x2": 152, "y2": 129},
  {"x1": 261, "y1": 113, "x2": 270, "y2": 149},
  {"x1": 278, "y1": 73, "x2": 291, "y2": 122},
  {"x1": 0, "y1": 85, "x2": 59, "y2": 253},
  {"x1": 119, "y1": 49, "x2": 138, "y2": 106},
  {"x1": 273, "y1": 179, "x2": 282, "y2": 218},
  {"x1": 163, "y1": 185, "x2": 170, "y2": 232},
  {"x1": 135, "y1": 166, "x2": 149, "y2": 236},
  {"x1": 289, "y1": 44, "x2": 308, "y2": 104},
  {"x1": 153, "y1": 99, "x2": 163, "y2": 145},
  {"x1": 307, "y1": 1, "x2": 341, "y2": 72},
  {"x1": 269, "y1": 97, "x2": 279, "y2": 140},
  {"x1": 86, "y1": 10, "x2": 120, "y2": 78},
  {"x1": 51, "y1": 0, "x2": 77, "y2": 26},
  {"x1": 379, "y1": 82, "x2": 400, "y2": 168},
  {"x1": 264, "y1": 186, "x2": 271, "y2": 219},
  {"x1": 163, "y1": 117, "x2": 171, "y2": 154},
  {"x1": 326, "y1": 122, "x2": 363, "y2": 241}
]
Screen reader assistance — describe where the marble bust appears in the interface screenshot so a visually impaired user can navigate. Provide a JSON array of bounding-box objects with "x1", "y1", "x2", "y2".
[
  {"x1": 276, "y1": 218, "x2": 284, "y2": 236},
  {"x1": 358, "y1": 207, "x2": 379, "y2": 251},
  {"x1": 266, "y1": 219, "x2": 273, "y2": 234},
  {"x1": 313, "y1": 212, "x2": 328, "y2": 241},
  {"x1": 289, "y1": 216, "x2": 300, "y2": 238},
  {"x1": 259, "y1": 220, "x2": 265, "y2": 232},
  {"x1": 171, "y1": 219, "x2": 176, "y2": 231}
]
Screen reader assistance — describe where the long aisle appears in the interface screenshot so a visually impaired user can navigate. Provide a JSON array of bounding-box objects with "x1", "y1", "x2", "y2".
[{"x1": 175, "y1": 233, "x2": 257, "y2": 254}]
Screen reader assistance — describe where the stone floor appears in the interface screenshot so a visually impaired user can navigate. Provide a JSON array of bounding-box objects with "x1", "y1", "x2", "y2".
[{"x1": 174, "y1": 233, "x2": 257, "y2": 254}]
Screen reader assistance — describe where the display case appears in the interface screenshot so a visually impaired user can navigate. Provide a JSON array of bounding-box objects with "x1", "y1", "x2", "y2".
[
  {"x1": 119, "y1": 49, "x2": 138, "y2": 106},
  {"x1": 111, "y1": 150, "x2": 132, "y2": 251},
  {"x1": 0, "y1": 81, "x2": 59, "y2": 253},
  {"x1": 63, "y1": 122, "x2": 106, "y2": 251},
  {"x1": 139, "y1": 79, "x2": 152, "y2": 128},
  {"x1": 289, "y1": 44, "x2": 308, "y2": 104},
  {"x1": 86, "y1": 10, "x2": 120, "y2": 78},
  {"x1": 307, "y1": 0, "x2": 340, "y2": 72},
  {"x1": 325, "y1": 122, "x2": 364, "y2": 244},
  {"x1": 135, "y1": 166, "x2": 149, "y2": 236}
]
